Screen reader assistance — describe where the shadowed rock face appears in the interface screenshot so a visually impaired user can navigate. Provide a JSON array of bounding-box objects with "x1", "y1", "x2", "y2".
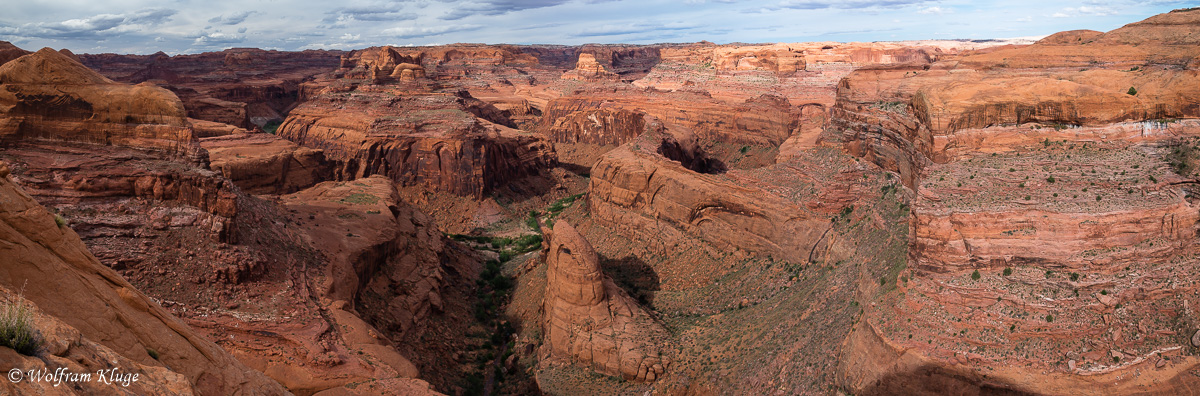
[
  {"x1": 587, "y1": 118, "x2": 863, "y2": 260},
  {"x1": 201, "y1": 130, "x2": 333, "y2": 195},
  {"x1": 835, "y1": 9, "x2": 1200, "y2": 185},
  {"x1": 830, "y1": 9, "x2": 1200, "y2": 396},
  {"x1": 541, "y1": 220, "x2": 671, "y2": 382},
  {"x1": 79, "y1": 48, "x2": 343, "y2": 129},
  {"x1": 0, "y1": 161, "x2": 287, "y2": 395},
  {"x1": 0, "y1": 48, "x2": 194, "y2": 154},
  {"x1": 561, "y1": 53, "x2": 617, "y2": 81},
  {"x1": 278, "y1": 54, "x2": 557, "y2": 197},
  {"x1": 0, "y1": 41, "x2": 30, "y2": 65},
  {"x1": 0, "y1": 43, "x2": 454, "y2": 395}
]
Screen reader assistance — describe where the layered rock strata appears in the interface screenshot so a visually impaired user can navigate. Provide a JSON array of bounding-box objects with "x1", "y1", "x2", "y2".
[
  {"x1": 80, "y1": 48, "x2": 343, "y2": 128},
  {"x1": 833, "y1": 9, "x2": 1200, "y2": 396},
  {"x1": 588, "y1": 118, "x2": 864, "y2": 259},
  {"x1": 279, "y1": 78, "x2": 555, "y2": 198},
  {"x1": 541, "y1": 220, "x2": 671, "y2": 382},
  {"x1": 0, "y1": 48, "x2": 194, "y2": 154},
  {"x1": 201, "y1": 131, "x2": 332, "y2": 195},
  {"x1": 0, "y1": 161, "x2": 287, "y2": 395}
]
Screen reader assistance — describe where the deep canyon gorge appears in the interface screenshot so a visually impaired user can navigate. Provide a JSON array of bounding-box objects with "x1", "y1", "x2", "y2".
[{"x1": 1, "y1": 7, "x2": 1200, "y2": 395}]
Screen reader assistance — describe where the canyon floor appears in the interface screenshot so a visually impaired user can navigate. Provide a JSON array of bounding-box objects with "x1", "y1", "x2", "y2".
[{"x1": 1, "y1": 7, "x2": 1200, "y2": 396}]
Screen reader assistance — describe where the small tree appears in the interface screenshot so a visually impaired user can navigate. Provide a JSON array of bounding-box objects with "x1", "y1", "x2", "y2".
[{"x1": 1127, "y1": 86, "x2": 1138, "y2": 96}]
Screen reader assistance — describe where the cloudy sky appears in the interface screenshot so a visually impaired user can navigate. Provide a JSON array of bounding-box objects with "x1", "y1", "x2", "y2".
[{"x1": 0, "y1": 0, "x2": 1195, "y2": 54}]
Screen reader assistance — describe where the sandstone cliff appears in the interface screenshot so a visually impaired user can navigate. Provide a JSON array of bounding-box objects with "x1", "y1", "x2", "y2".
[
  {"x1": 202, "y1": 130, "x2": 332, "y2": 195},
  {"x1": 0, "y1": 48, "x2": 194, "y2": 154},
  {"x1": 0, "y1": 161, "x2": 287, "y2": 395},
  {"x1": 829, "y1": 9, "x2": 1200, "y2": 396},
  {"x1": 561, "y1": 53, "x2": 617, "y2": 80},
  {"x1": 588, "y1": 118, "x2": 862, "y2": 260},
  {"x1": 278, "y1": 82, "x2": 555, "y2": 198},
  {"x1": 540, "y1": 220, "x2": 671, "y2": 382},
  {"x1": 80, "y1": 48, "x2": 343, "y2": 129}
]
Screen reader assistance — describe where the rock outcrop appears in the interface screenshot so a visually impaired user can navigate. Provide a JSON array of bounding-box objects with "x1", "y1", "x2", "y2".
[
  {"x1": 835, "y1": 9, "x2": 1200, "y2": 185},
  {"x1": 1, "y1": 44, "x2": 447, "y2": 395},
  {"x1": 283, "y1": 176, "x2": 470, "y2": 341},
  {"x1": 588, "y1": 118, "x2": 863, "y2": 259},
  {"x1": 79, "y1": 48, "x2": 343, "y2": 128},
  {"x1": 562, "y1": 53, "x2": 616, "y2": 80},
  {"x1": 0, "y1": 48, "x2": 194, "y2": 154},
  {"x1": 0, "y1": 285, "x2": 194, "y2": 395},
  {"x1": 831, "y1": 9, "x2": 1200, "y2": 396},
  {"x1": 521, "y1": 44, "x2": 665, "y2": 77},
  {"x1": 279, "y1": 79, "x2": 555, "y2": 198},
  {"x1": 199, "y1": 175, "x2": 460, "y2": 395},
  {"x1": 201, "y1": 130, "x2": 332, "y2": 195},
  {"x1": 0, "y1": 161, "x2": 287, "y2": 395},
  {"x1": 541, "y1": 220, "x2": 671, "y2": 382},
  {"x1": 0, "y1": 41, "x2": 30, "y2": 66}
]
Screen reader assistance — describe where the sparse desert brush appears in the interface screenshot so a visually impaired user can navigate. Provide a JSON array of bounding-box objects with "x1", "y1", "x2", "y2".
[{"x1": 0, "y1": 290, "x2": 43, "y2": 356}]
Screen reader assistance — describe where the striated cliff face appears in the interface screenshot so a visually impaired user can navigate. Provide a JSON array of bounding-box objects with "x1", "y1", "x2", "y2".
[
  {"x1": 561, "y1": 53, "x2": 617, "y2": 80},
  {"x1": 540, "y1": 220, "x2": 671, "y2": 382},
  {"x1": 79, "y1": 48, "x2": 343, "y2": 129},
  {"x1": 0, "y1": 41, "x2": 30, "y2": 66},
  {"x1": 278, "y1": 83, "x2": 555, "y2": 198},
  {"x1": 0, "y1": 43, "x2": 457, "y2": 395},
  {"x1": 542, "y1": 87, "x2": 800, "y2": 148},
  {"x1": 0, "y1": 161, "x2": 287, "y2": 395},
  {"x1": 835, "y1": 9, "x2": 1200, "y2": 185},
  {"x1": 0, "y1": 48, "x2": 194, "y2": 154},
  {"x1": 587, "y1": 118, "x2": 863, "y2": 260},
  {"x1": 201, "y1": 130, "x2": 332, "y2": 195},
  {"x1": 830, "y1": 9, "x2": 1200, "y2": 396},
  {"x1": 544, "y1": 103, "x2": 646, "y2": 146}
]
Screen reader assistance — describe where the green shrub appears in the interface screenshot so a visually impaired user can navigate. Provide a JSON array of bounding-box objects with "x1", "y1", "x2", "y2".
[
  {"x1": 971, "y1": 270, "x2": 981, "y2": 281},
  {"x1": 1045, "y1": 314, "x2": 1054, "y2": 323},
  {"x1": 262, "y1": 120, "x2": 283, "y2": 134},
  {"x1": 1167, "y1": 141, "x2": 1198, "y2": 176},
  {"x1": 1126, "y1": 87, "x2": 1137, "y2": 96},
  {"x1": 1002, "y1": 267, "x2": 1013, "y2": 276},
  {"x1": 54, "y1": 214, "x2": 65, "y2": 228},
  {"x1": 147, "y1": 348, "x2": 160, "y2": 360},
  {"x1": 525, "y1": 211, "x2": 540, "y2": 230},
  {"x1": 0, "y1": 294, "x2": 42, "y2": 356}
]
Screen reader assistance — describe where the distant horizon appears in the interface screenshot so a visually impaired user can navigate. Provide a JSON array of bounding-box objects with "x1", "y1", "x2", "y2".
[
  {"x1": 31, "y1": 36, "x2": 1052, "y2": 57},
  {"x1": 1, "y1": 1, "x2": 1195, "y2": 55}
]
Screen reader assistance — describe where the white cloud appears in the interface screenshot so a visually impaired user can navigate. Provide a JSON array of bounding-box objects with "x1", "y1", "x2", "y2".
[
  {"x1": 917, "y1": 6, "x2": 950, "y2": 14},
  {"x1": 1052, "y1": 5, "x2": 1118, "y2": 18},
  {"x1": 193, "y1": 32, "x2": 246, "y2": 45},
  {"x1": 381, "y1": 24, "x2": 484, "y2": 39}
]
